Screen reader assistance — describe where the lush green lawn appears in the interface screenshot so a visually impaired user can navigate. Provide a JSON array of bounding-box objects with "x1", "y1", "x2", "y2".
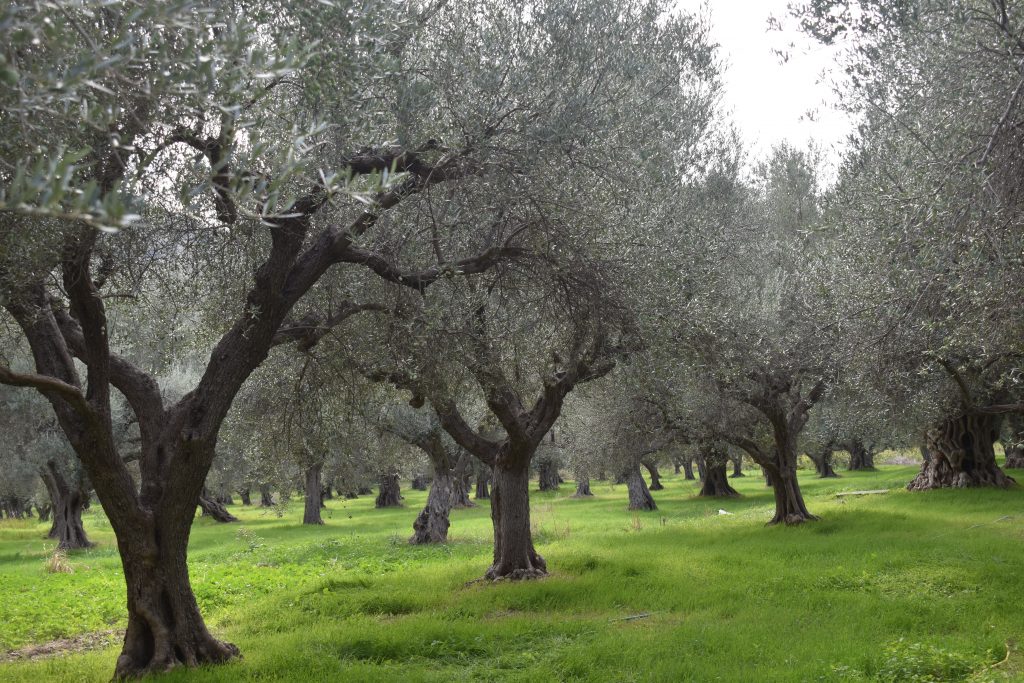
[{"x1": 1, "y1": 463, "x2": 1023, "y2": 682}]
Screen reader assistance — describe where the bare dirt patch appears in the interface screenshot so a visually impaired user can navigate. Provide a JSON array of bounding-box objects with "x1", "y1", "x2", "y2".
[{"x1": 1, "y1": 629, "x2": 121, "y2": 663}]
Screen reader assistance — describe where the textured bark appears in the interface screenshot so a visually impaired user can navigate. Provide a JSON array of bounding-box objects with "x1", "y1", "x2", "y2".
[
  {"x1": 572, "y1": 474, "x2": 593, "y2": 497},
  {"x1": 410, "y1": 467, "x2": 454, "y2": 544},
  {"x1": 624, "y1": 463, "x2": 657, "y2": 510},
  {"x1": 537, "y1": 458, "x2": 560, "y2": 491},
  {"x1": 375, "y1": 473, "x2": 402, "y2": 508},
  {"x1": 36, "y1": 503, "x2": 52, "y2": 523},
  {"x1": 237, "y1": 488, "x2": 251, "y2": 506},
  {"x1": 696, "y1": 455, "x2": 707, "y2": 482},
  {"x1": 486, "y1": 459, "x2": 547, "y2": 580},
  {"x1": 475, "y1": 468, "x2": 491, "y2": 499},
  {"x1": 41, "y1": 461, "x2": 93, "y2": 549},
  {"x1": 259, "y1": 484, "x2": 274, "y2": 507},
  {"x1": 357, "y1": 485, "x2": 373, "y2": 496},
  {"x1": 1004, "y1": 414, "x2": 1024, "y2": 468},
  {"x1": 908, "y1": 414, "x2": 1016, "y2": 490},
  {"x1": 699, "y1": 461, "x2": 740, "y2": 497},
  {"x1": 451, "y1": 454, "x2": 476, "y2": 508},
  {"x1": 197, "y1": 489, "x2": 238, "y2": 523},
  {"x1": 641, "y1": 459, "x2": 663, "y2": 490},
  {"x1": 681, "y1": 456, "x2": 696, "y2": 480},
  {"x1": 730, "y1": 454, "x2": 745, "y2": 477},
  {"x1": 812, "y1": 447, "x2": 840, "y2": 478},
  {"x1": 411, "y1": 475, "x2": 429, "y2": 490},
  {"x1": 303, "y1": 463, "x2": 324, "y2": 525},
  {"x1": 845, "y1": 439, "x2": 875, "y2": 470},
  {"x1": 767, "y1": 464, "x2": 815, "y2": 524}
]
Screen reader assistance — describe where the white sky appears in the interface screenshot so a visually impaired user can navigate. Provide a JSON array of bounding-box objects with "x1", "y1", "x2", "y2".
[{"x1": 677, "y1": 0, "x2": 856, "y2": 173}]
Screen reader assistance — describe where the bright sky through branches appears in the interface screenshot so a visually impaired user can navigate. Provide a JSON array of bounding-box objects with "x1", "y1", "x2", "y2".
[{"x1": 677, "y1": 0, "x2": 855, "y2": 173}]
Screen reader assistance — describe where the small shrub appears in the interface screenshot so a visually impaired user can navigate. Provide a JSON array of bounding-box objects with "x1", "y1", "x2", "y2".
[{"x1": 44, "y1": 548, "x2": 73, "y2": 574}]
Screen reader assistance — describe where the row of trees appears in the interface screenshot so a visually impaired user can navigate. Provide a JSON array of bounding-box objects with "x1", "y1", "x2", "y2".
[{"x1": 1, "y1": 0, "x2": 1022, "y2": 678}]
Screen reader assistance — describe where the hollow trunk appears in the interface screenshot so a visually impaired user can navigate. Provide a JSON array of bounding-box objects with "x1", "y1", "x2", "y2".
[
  {"x1": 410, "y1": 466, "x2": 454, "y2": 544},
  {"x1": 908, "y1": 414, "x2": 1016, "y2": 490},
  {"x1": 303, "y1": 463, "x2": 324, "y2": 525},
  {"x1": 114, "y1": 515, "x2": 238, "y2": 679},
  {"x1": 846, "y1": 440, "x2": 875, "y2": 470},
  {"x1": 237, "y1": 488, "x2": 251, "y2": 506},
  {"x1": 537, "y1": 458, "x2": 560, "y2": 491},
  {"x1": 641, "y1": 459, "x2": 664, "y2": 490},
  {"x1": 375, "y1": 473, "x2": 402, "y2": 508},
  {"x1": 411, "y1": 475, "x2": 429, "y2": 491},
  {"x1": 813, "y1": 448, "x2": 840, "y2": 478},
  {"x1": 259, "y1": 484, "x2": 274, "y2": 507},
  {"x1": 730, "y1": 454, "x2": 745, "y2": 477},
  {"x1": 624, "y1": 463, "x2": 657, "y2": 510},
  {"x1": 682, "y1": 456, "x2": 695, "y2": 480},
  {"x1": 486, "y1": 457, "x2": 546, "y2": 580},
  {"x1": 572, "y1": 474, "x2": 593, "y2": 497},
  {"x1": 475, "y1": 468, "x2": 491, "y2": 500},
  {"x1": 196, "y1": 489, "x2": 238, "y2": 523},
  {"x1": 699, "y1": 462, "x2": 740, "y2": 497}
]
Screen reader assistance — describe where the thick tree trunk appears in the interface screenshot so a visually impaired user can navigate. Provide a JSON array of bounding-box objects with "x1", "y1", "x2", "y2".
[
  {"x1": 572, "y1": 474, "x2": 593, "y2": 497},
  {"x1": 699, "y1": 462, "x2": 740, "y2": 497},
  {"x1": 36, "y1": 503, "x2": 52, "y2": 522},
  {"x1": 486, "y1": 458, "x2": 546, "y2": 580},
  {"x1": 475, "y1": 468, "x2": 491, "y2": 500},
  {"x1": 672, "y1": 459, "x2": 681, "y2": 475},
  {"x1": 411, "y1": 475, "x2": 429, "y2": 491},
  {"x1": 357, "y1": 485, "x2": 373, "y2": 496},
  {"x1": 908, "y1": 414, "x2": 1016, "y2": 490},
  {"x1": 114, "y1": 516, "x2": 238, "y2": 679},
  {"x1": 624, "y1": 463, "x2": 657, "y2": 510},
  {"x1": 730, "y1": 454, "x2": 745, "y2": 477},
  {"x1": 375, "y1": 473, "x2": 402, "y2": 508},
  {"x1": 259, "y1": 484, "x2": 274, "y2": 507},
  {"x1": 1003, "y1": 414, "x2": 1024, "y2": 468},
  {"x1": 813, "y1": 447, "x2": 840, "y2": 478},
  {"x1": 197, "y1": 491, "x2": 238, "y2": 523},
  {"x1": 846, "y1": 439, "x2": 875, "y2": 470},
  {"x1": 696, "y1": 455, "x2": 707, "y2": 482},
  {"x1": 41, "y1": 462, "x2": 93, "y2": 549},
  {"x1": 537, "y1": 458, "x2": 560, "y2": 491},
  {"x1": 237, "y1": 488, "x2": 251, "y2": 506},
  {"x1": 767, "y1": 463, "x2": 816, "y2": 525},
  {"x1": 681, "y1": 456, "x2": 695, "y2": 480},
  {"x1": 303, "y1": 463, "x2": 324, "y2": 525},
  {"x1": 451, "y1": 455, "x2": 476, "y2": 508},
  {"x1": 410, "y1": 466, "x2": 454, "y2": 544},
  {"x1": 641, "y1": 459, "x2": 664, "y2": 490}
]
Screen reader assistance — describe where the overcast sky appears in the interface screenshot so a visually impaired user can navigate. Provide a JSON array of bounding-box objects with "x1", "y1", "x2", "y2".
[{"x1": 676, "y1": 0, "x2": 855, "y2": 172}]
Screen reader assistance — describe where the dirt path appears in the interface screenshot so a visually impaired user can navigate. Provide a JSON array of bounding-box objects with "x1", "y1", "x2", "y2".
[{"x1": 1, "y1": 629, "x2": 121, "y2": 663}]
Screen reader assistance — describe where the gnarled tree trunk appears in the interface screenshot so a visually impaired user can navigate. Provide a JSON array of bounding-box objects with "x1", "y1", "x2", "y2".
[
  {"x1": 730, "y1": 454, "x2": 745, "y2": 477},
  {"x1": 624, "y1": 462, "x2": 657, "y2": 510},
  {"x1": 411, "y1": 466, "x2": 454, "y2": 544},
  {"x1": 641, "y1": 459, "x2": 663, "y2": 490},
  {"x1": 475, "y1": 467, "x2": 491, "y2": 500},
  {"x1": 487, "y1": 456, "x2": 546, "y2": 580},
  {"x1": 767, "y1": 462, "x2": 815, "y2": 524},
  {"x1": 908, "y1": 414, "x2": 1015, "y2": 490},
  {"x1": 699, "y1": 461, "x2": 739, "y2": 497},
  {"x1": 451, "y1": 454, "x2": 476, "y2": 508},
  {"x1": 812, "y1": 446, "x2": 840, "y2": 478},
  {"x1": 40, "y1": 460, "x2": 93, "y2": 549},
  {"x1": 197, "y1": 488, "x2": 238, "y2": 523},
  {"x1": 537, "y1": 458, "x2": 560, "y2": 491},
  {"x1": 411, "y1": 474, "x2": 429, "y2": 490},
  {"x1": 845, "y1": 439, "x2": 875, "y2": 470},
  {"x1": 572, "y1": 474, "x2": 593, "y2": 497},
  {"x1": 259, "y1": 484, "x2": 274, "y2": 507},
  {"x1": 375, "y1": 473, "x2": 402, "y2": 508},
  {"x1": 303, "y1": 463, "x2": 324, "y2": 525},
  {"x1": 681, "y1": 456, "x2": 695, "y2": 480},
  {"x1": 237, "y1": 488, "x2": 251, "y2": 506},
  {"x1": 1003, "y1": 414, "x2": 1024, "y2": 469}
]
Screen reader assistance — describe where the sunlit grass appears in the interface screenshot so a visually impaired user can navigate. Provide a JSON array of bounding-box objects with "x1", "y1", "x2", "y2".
[{"x1": 1, "y1": 461, "x2": 1022, "y2": 681}]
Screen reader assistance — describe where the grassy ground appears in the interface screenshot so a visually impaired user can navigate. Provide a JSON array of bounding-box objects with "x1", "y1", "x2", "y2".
[{"x1": 1, "y1": 462, "x2": 1022, "y2": 682}]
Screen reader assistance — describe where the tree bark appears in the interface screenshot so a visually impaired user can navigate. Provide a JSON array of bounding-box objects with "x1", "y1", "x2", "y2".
[
  {"x1": 845, "y1": 439, "x2": 875, "y2": 470},
  {"x1": 730, "y1": 454, "x2": 745, "y2": 477},
  {"x1": 486, "y1": 457, "x2": 546, "y2": 580},
  {"x1": 908, "y1": 414, "x2": 1016, "y2": 490},
  {"x1": 572, "y1": 474, "x2": 593, "y2": 497},
  {"x1": 259, "y1": 484, "x2": 274, "y2": 507},
  {"x1": 812, "y1": 447, "x2": 840, "y2": 478},
  {"x1": 36, "y1": 503, "x2": 52, "y2": 522},
  {"x1": 767, "y1": 462, "x2": 815, "y2": 524},
  {"x1": 475, "y1": 467, "x2": 491, "y2": 499},
  {"x1": 410, "y1": 466, "x2": 454, "y2": 544},
  {"x1": 696, "y1": 455, "x2": 707, "y2": 482},
  {"x1": 699, "y1": 461, "x2": 740, "y2": 497},
  {"x1": 237, "y1": 488, "x2": 251, "y2": 506},
  {"x1": 624, "y1": 463, "x2": 657, "y2": 510},
  {"x1": 303, "y1": 463, "x2": 324, "y2": 525},
  {"x1": 451, "y1": 454, "x2": 476, "y2": 508},
  {"x1": 537, "y1": 458, "x2": 560, "y2": 491},
  {"x1": 40, "y1": 461, "x2": 93, "y2": 549},
  {"x1": 641, "y1": 459, "x2": 663, "y2": 490},
  {"x1": 411, "y1": 475, "x2": 429, "y2": 490},
  {"x1": 681, "y1": 456, "x2": 695, "y2": 480},
  {"x1": 197, "y1": 488, "x2": 238, "y2": 523},
  {"x1": 1003, "y1": 414, "x2": 1024, "y2": 468},
  {"x1": 375, "y1": 473, "x2": 402, "y2": 508}
]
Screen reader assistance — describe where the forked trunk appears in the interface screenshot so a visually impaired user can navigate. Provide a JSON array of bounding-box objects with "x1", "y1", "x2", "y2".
[
  {"x1": 486, "y1": 458, "x2": 546, "y2": 580},
  {"x1": 572, "y1": 474, "x2": 593, "y2": 497},
  {"x1": 259, "y1": 484, "x2": 274, "y2": 507},
  {"x1": 908, "y1": 414, "x2": 1015, "y2": 490},
  {"x1": 699, "y1": 462, "x2": 740, "y2": 497},
  {"x1": 411, "y1": 466, "x2": 454, "y2": 544},
  {"x1": 642, "y1": 459, "x2": 663, "y2": 490},
  {"x1": 537, "y1": 458, "x2": 560, "y2": 491},
  {"x1": 303, "y1": 463, "x2": 324, "y2": 525},
  {"x1": 624, "y1": 463, "x2": 657, "y2": 510},
  {"x1": 475, "y1": 468, "x2": 491, "y2": 500},
  {"x1": 375, "y1": 473, "x2": 402, "y2": 508},
  {"x1": 114, "y1": 515, "x2": 238, "y2": 679}
]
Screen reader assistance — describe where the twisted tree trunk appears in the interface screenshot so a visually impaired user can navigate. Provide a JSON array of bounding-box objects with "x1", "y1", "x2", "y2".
[
  {"x1": 41, "y1": 461, "x2": 93, "y2": 549},
  {"x1": 908, "y1": 414, "x2": 1015, "y2": 490},
  {"x1": 197, "y1": 488, "x2": 238, "y2": 523},
  {"x1": 303, "y1": 463, "x2": 324, "y2": 525},
  {"x1": 237, "y1": 488, "x2": 251, "y2": 506},
  {"x1": 699, "y1": 461, "x2": 740, "y2": 497},
  {"x1": 259, "y1": 484, "x2": 274, "y2": 507},
  {"x1": 375, "y1": 473, "x2": 402, "y2": 508},
  {"x1": 487, "y1": 455, "x2": 546, "y2": 580},
  {"x1": 1003, "y1": 414, "x2": 1024, "y2": 469},
  {"x1": 641, "y1": 459, "x2": 663, "y2": 490},
  {"x1": 845, "y1": 439, "x2": 875, "y2": 470},
  {"x1": 812, "y1": 446, "x2": 840, "y2": 478},
  {"x1": 624, "y1": 462, "x2": 657, "y2": 510},
  {"x1": 410, "y1": 466, "x2": 454, "y2": 544},
  {"x1": 572, "y1": 474, "x2": 593, "y2": 497}
]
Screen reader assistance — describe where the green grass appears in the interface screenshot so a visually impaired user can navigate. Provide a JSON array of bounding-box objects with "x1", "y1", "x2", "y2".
[{"x1": 1, "y1": 462, "x2": 1023, "y2": 682}]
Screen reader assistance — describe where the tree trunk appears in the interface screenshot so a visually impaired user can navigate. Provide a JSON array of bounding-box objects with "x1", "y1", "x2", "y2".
[
  {"x1": 1003, "y1": 414, "x2": 1024, "y2": 468},
  {"x1": 411, "y1": 475, "x2": 429, "y2": 491},
  {"x1": 36, "y1": 503, "x2": 52, "y2": 522},
  {"x1": 572, "y1": 474, "x2": 593, "y2": 497},
  {"x1": 357, "y1": 485, "x2": 373, "y2": 496},
  {"x1": 451, "y1": 455, "x2": 476, "y2": 508},
  {"x1": 767, "y1": 463, "x2": 816, "y2": 525},
  {"x1": 699, "y1": 461, "x2": 740, "y2": 497},
  {"x1": 486, "y1": 457, "x2": 547, "y2": 580},
  {"x1": 641, "y1": 459, "x2": 663, "y2": 490},
  {"x1": 672, "y1": 459, "x2": 681, "y2": 475},
  {"x1": 259, "y1": 484, "x2": 274, "y2": 507},
  {"x1": 846, "y1": 439, "x2": 875, "y2": 470},
  {"x1": 410, "y1": 466, "x2": 454, "y2": 544},
  {"x1": 813, "y1": 447, "x2": 840, "y2": 478},
  {"x1": 237, "y1": 488, "x2": 251, "y2": 506},
  {"x1": 696, "y1": 455, "x2": 707, "y2": 482},
  {"x1": 624, "y1": 463, "x2": 657, "y2": 510},
  {"x1": 41, "y1": 462, "x2": 93, "y2": 549},
  {"x1": 375, "y1": 473, "x2": 402, "y2": 508},
  {"x1": 197, "y1": 489, "x2": 238, "y2": 523},
  {"x1": 681, "y1": 456, "x2": 695, "y2": 480},
  {"x1": 475, "y1": 468, "x2": 491, "y2": 500},
  {"x1": 303, "y1": 463, "x2": 324, "y2": 525},
  {"x1": 730, "y1": 454, "x2": 745, "y2": 477},
  {"x1": 114, "y1": 515, "x2": 238, "y2": 679},
  {"x1": 537, "y1": 458, "x2": 560, "y2": 491},
  {"x1": 908, "y1": 414, "x2": 1016, "y2": 490}
]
